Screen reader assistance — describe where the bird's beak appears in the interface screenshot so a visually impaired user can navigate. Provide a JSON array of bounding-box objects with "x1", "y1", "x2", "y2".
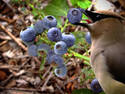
[
  {"x1": 74, "y1": 8, "x2": 115, "y2": 30},
  {"x1": 79, "y1": 8, "x2": 116, "y2": 22},
  {"x1": 73, "y1": 9, "x2": 98, "y2": 30}
]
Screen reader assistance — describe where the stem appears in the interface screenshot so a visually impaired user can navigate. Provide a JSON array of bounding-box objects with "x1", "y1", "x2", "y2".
[{"x1": 61, "y1": 19, "x2": 68, "y2": 32}]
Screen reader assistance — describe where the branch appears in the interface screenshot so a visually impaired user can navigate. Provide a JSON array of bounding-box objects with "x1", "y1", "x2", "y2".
[{"x1": 0, "y1": 24, "x2": 27, "y2": 51}]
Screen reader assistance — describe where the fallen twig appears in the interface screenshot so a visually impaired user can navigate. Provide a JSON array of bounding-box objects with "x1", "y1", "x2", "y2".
[
  {"x1": 0, "y1": 24, "x2": 27, "y2": 51},
  {"x1": 64, "y1": 77, "x2": 78, "y2": 85},
  {"x1": 55, "y1": 83, "x2": 64, "y2": 94},
  {"x1": 2, "y1": 0, "x2": 16, "y2": 13},
  {"x1": 0, "y1": 87, "x2": 42, "y2": 92},
  {"x1": 42, "y1": 65, "x2": 52, "y2": 79},
  {"x1": 67, "y1": 0, "x2": 72, "y2": 7},
  {"x1": 0, "y1": 35, "x2": 21, "y2": 41},
  {"x1": 0, "y1": 40, "x2": 8, "y2": 46},
  {"x1": 33, "y1": 57, "x2": 41, "y2": 65},
  {"x1": 0, "y1": 16, "x2": 15, "y2": 24},
  {"x1": 0, "y1": 74, "x2": 13, "y2": 86},
  {"x1": 41, "y1": 71, "x2": 53, "y2": 91}
]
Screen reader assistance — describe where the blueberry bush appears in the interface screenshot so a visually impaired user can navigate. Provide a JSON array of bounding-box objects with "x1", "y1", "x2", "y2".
[{"x1": 17, "y1": 0, "x2": 105, "y2": 93}]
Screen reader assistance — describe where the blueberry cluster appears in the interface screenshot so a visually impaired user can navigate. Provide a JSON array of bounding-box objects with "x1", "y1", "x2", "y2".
[
  {"x1": 90, "y1": 78, "x2": 103, "y2": 93},
  {"x1": 67, "y1": 8, "x2": 91, "y2": 44},
  {"x1": 20, "y1": 15, "x2": 75, "y2": 77}
]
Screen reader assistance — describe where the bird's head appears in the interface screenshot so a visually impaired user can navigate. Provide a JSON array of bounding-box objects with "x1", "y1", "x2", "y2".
[{"x1": 68, "y1": 8, "x2": 125, "y2": 44}]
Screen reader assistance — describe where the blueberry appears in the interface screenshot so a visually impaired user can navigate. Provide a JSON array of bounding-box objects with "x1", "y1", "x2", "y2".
[
  {"x1": 46, "y1": 50, "x2": 55, "y2": 64},
  {"x1": 47, "y1": 27, "x2": 62, "y2": 42},
  {"x1": 28, "y1": 44, "x2": 38, "y2": 56},
  {"x1": 48, "y1": 54, "x2": 64, "y2": 67},
  {"x1": 37, "y1": 43, "x2": 51, "y2": 53},
  {"x1": 34, "y1": 20, "x2": 45, "y2": 34},
  {"x1": 54, "y1": 64, "x2": 67, "y2": 77},
  {"x1": 62, "y1": 33, "x2": 75, "y2": 47},
  {"x1": 23, "y1": 41, "x2": 34, "y2": 47},
  {"x1": 20, "y1": 27, "x2": 36, "y2": 42},
  {"x1": 54, "y1": 41, "x2": 67, "y2": 55},
  {"x1": 43, "y1": 15, "x2": 57, "y2": 29},
  {"x1": 67, "y1": 8, "x2": 82, "y2": 24},
  {"x1": 90, "y1": 78, "x2": 103, "y2": 93},
  {"x1": 85, "y1": 32, "x2": 91, "y2": 44}
]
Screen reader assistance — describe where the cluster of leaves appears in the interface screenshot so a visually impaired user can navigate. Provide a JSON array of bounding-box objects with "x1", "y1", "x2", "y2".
[{"x1": 70, "y1": 0, "x2": 91, "y2": 9}]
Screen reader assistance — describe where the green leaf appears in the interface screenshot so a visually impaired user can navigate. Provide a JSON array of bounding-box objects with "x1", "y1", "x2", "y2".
[
  {"x1": 82, "y1": 14, "x2": 89, "y2": 20},
  {"x1": 69, "y1": 50, "x2": 90, "y2": 62},
  {"x1": 39, "y1": 52, "x2": 47, "y2": 71},
  {"x1": 84, "y1": 60, "x2": 90, "y2": 66},
  {"x1": 70, "y1": 0, "x2": 91, "y2": 9},
  {"x1": 70, "y1": 0, "x2": 77, "y2": 6},
  {"x1": 82, "y1": 67, "x2": 95, "y2": 80},
  {"x1": 43, "y1": 0, "x2": 69, "y2": 16},
  {"x1": 77, "y1": 0, "x2": 91, "y2": 9},
  {"x1": 43, "y1": 0, "x2": 69, "y2": 26},
  {"x1": 40, "y1": 57, "x2": 45, "y2": 71}
]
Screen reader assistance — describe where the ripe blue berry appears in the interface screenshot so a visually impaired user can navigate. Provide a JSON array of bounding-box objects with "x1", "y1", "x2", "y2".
[
  {"x1": 49, "y1": 54, "x2": 64, "y2": 67},
  {"x1": 20, "y1": 27, "x2": 36, "y2": 42},
  {"x1": 37, "y1": 43, "x2": 51, "y2": 53},
  {"x1": 46, "y1": 50, "x2": 55, "y2": 64},
  {"x1": 28, "y1": 44, "x2": 38, "y2": 56},
  {"x1": 43, "y1": 15, "x2": 57, "y2": 29},
  {"x1": 90, "y1": 78, "x2": 103, "y2": 93},
  {"x1": 34, "y1": 20, "x2": 45, "y2": 34},
  {"x1": 62, "y1": 33, "x2": 75, "y2": 47},
  {"x1": 54, "y1": 64, "x2": 67, "y2": 77},
  {"x1": 67, "y1": 8, "x2": 82, "y2": 24},
  {"x1": 85, "y1": 32, "x2": 91, "y2": 44},
  {"x1": 23, "y1": 41, "x2": 34, "y2": 47},
  {"x1": 47, "y1": 27, "x2": 62, "y2": 42},
  {"x1": 54, "y1": 41, "x2": 67, "y2": 55}
]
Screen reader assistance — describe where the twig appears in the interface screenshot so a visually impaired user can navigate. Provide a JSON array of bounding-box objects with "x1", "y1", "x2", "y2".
[
  {"x1": 0, "y1": 59, "x2": 29, "y2": 86},
  {"x1": 55, "y1": 83, "x2": 64, "y2": 94},
  {"x1": 0, "y1": 35, "x2": 21, "y2": 41},
  {"x1": 0, "y1": 24, "x2": 27, "y2": 51},
  {"x1": 2, "y1": 0, "x2": 16, "y2": 13},
  {"x1": 0, "y1": 74, "x2": 13, "y2": 86},
  {"x1": 0, "y1": 40, "x2": 8, "y2": 46},
  {"x1": 41, "y1": 71, "x2": 53, "y2": 91},
  {"x1": 38, "y1": 66, "x2": 53, "y2": 89},
  {"x1": 67, "y1": 0, "x2": 72, "y2": 7},
  {"x1": 11, "y1": 55, "x2": 30, "y2": 59},
  {"x1": 42, "y1": 66, "x2": 52, "y2": 79},
  {"x1": 19, "y1": 58, "x2": 30, "y2": 70},
  {"x1": 0, "y1": 87, "x2": 42, "y2": 92},
  {"x1": 0, "y1": 65, "x2": 18, "y2": 69},
  {"x1": 64, "y1": 77, "x2": 78, "y2": 85},
  {"x1": 33, "y1": 57, "x2": 41, "y2": 65},
  {"x1": 0, "y1": 17, "x2": 15, "y2": 24}
]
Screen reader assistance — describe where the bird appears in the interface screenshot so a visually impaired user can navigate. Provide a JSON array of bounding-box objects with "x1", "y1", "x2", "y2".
[
  {"x1": 74, "y1": 9, "x2": 125, "y2": 94},
  {"x1": 108, "y1": 0, "x2": 125, "y2": 9}
]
